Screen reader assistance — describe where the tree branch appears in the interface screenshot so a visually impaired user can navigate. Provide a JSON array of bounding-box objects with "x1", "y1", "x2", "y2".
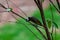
[{"x1": 34, "y1": 0, "x2": 51, "y2": 40}]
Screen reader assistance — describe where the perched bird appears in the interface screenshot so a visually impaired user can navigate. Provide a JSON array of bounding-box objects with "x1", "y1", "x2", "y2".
[{"x1": 26, "y1": 17, "x2": 43, "y2": 26}]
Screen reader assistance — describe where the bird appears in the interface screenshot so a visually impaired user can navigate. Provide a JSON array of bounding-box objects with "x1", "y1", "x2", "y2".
[{"x1": 26, "y1": 17, "x2": 43, "y2": 26}]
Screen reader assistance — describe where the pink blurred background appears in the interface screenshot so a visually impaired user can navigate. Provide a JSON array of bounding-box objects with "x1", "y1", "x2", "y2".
[{"x1": 0, "y1": 0, "x2": 59, "y2": 25}]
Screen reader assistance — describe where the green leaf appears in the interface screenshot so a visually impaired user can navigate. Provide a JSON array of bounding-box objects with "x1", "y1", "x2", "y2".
[
  {"x1": 53, "y1": 22, "x2": 58, "y2": 29},
  {"x1": 47, "y1": 19, "x2": 52, "y2": 28}
]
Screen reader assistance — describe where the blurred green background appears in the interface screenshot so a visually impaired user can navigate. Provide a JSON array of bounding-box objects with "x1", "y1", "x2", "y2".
[{"x1": 0, "y1": 5, "x2": 60, "y2": 40}]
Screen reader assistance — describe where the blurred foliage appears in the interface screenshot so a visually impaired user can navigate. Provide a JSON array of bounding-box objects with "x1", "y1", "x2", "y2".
[
  {"x1": 33, "y1": 4, "x2": 60, "y2": 40},
  {"x1": 33, "y1": 4, "x2": 60, "y2": 27},
  {"x1": 0, "y1": 19, "x2": 44, "y2": 40},
  {"x1": 0, "y1": 4, "x2": 60, "y2": 40},
  {"x1": 47, "y1": 19, "x2": 52, "y2": 28}
]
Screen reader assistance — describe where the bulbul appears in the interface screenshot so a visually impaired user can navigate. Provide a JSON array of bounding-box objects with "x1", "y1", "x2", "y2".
[{"x1": 26, "y1": 17, "x2": 43, "y2": 26}]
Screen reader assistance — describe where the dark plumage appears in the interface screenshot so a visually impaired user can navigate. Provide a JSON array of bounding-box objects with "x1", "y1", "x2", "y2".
[{"x1": 28, "y1": 17, "x2": 43, "y2": 26}]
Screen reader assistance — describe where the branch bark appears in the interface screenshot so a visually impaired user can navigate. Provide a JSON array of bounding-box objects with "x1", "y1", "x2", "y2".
[{"x1": 34, "y1": 0, "x2": 51, "y2": 40}]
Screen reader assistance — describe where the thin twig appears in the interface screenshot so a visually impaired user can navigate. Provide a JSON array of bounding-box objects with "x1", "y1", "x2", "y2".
[
  {"x1": 34, "y1": 0, "x2": 51, "y2": 40},
  {"x1": 0, "y1": 3, "x2": 7, "y2": 9},
  {"x1": 0, "y1": 3, "x2": 26, "y2": 20},
  {"x1": 56, "y1": 0, "x2": 60, "y2": 10},
  {"x1": 49, "y1": 0, "x2": 60, "y2": 13},
  {"x1": 29, "y1": 22, "x2": 47, "y2": 40},
  {"x1": 11, "y1": 11, "x2": 26, "y2": 20},
  {"x1": 9, "y1": 0, "x2": 28, "y2": 17}
]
